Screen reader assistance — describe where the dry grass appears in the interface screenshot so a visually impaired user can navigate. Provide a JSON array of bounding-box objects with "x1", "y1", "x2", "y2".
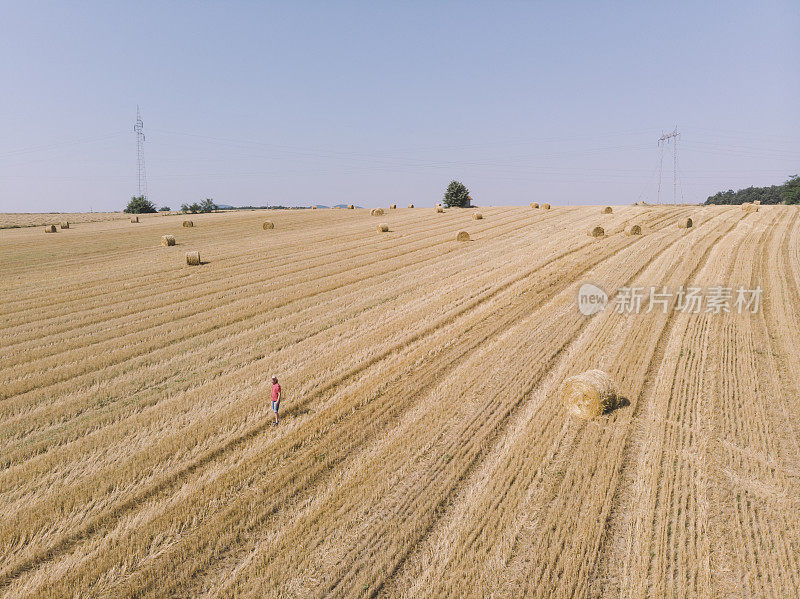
[{"x1": 2, "y1": 205, "x2": 798, "y2": 598}]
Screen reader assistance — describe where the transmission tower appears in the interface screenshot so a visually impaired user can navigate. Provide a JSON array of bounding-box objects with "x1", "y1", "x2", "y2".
[
  {"x1": 657, "y1": 127, "x2": 679, "y2": 204},
  {"x1": 134, "y1": 106, "x2": 147, "y2": 199}
]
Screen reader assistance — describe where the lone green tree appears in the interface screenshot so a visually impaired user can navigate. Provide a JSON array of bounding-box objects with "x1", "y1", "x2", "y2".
[
  {"x1": 781, "y1": 175, "x2": 800, "y2": 205},
  {"x1": 200, "y1": 198, "x2": 218, "y2": 212},
  {"x1": 443, "y1": 180, "x2": 471, "y2": 207},
  {"x1": 124, "y1": 196, "x2": 156, "y2": 214}
]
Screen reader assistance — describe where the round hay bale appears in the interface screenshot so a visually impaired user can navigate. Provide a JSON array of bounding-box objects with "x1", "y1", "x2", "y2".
[
  {"x1": 435, "y1": 205, "x2": 444, "y2": 213},
  {"x1": 44, "y1": 225, "x2": 57, "y2": 233},
  {"x1": 408, "y1": 203, "x2": 414, "y2": 208},
  {"x1": 262, "y1": 220, "x2": 275, "y2": 229},
  {"x1": 186, "y1": 251, "x2": 201, "y2": 266},
  {"x1": 677, "y1": 217, "x2": 693, "y2": 228},
  {"x1": 753, "y1": 200, "x2": 761, "y2": 205},
  {"x1": 183, "y1": 220, "x2": 194, "y2": 227},
  {"x1": 472, "y1": 212, "x2": 483, "y2": 220},
  {"x1": 59, "y1": 221, "x2": 69, "y2": 229},
  {"x1": 601, "y1": 206, "x2": 613, "y2": 214},
  {"x1": 389, "y1": 204, "x2": 397, "y2": 209},
  {"x1": 377, "y1": 223, "x2": 389, "y2": 232},
  {"x1": 456, "y1": 231, "x2": 470, "y2": 241},
  {"x1": 560, "y1": 369, "x2": 617, "y2": 419},
  {"x1": 588, "y1": 226, "x2": 604, "y2": 237},
  {"x1": 162, "y1": 234, "x2": 176, "y2": 246},
  {"x1": 370, "y1": 208, "x2": 385, "y2": 216},
  {"x1": 627, "y1": 224, "x2": 642, "y2": 235},
  {"x1": 348, "y1": 204, "x2": 355, "y2": 209},
  {"x1": 542, "y1": 203, "x2": 551, "y2": 210},
  {"x1": 130, "y1": 216, "x2": 139, "y2": 223},
  {"x1": 312, "y1": 205, "x2": 317, "y2": 209},
  {"x1": 530, "y1": 202, "x2": 539, "y2": 209}
]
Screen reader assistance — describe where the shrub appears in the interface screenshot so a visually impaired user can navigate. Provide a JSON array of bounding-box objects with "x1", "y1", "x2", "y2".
[
  {"x1": 124, "y1": 196, "x2": 156, "y2": 214},
  {"x1": 443, "y1": 181, "x2": 471, "y2": 208}
]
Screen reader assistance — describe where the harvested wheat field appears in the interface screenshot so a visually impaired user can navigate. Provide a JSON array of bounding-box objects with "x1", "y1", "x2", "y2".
[{"x1": 1, "y1": 204, "x2": 799, "y2": 598}]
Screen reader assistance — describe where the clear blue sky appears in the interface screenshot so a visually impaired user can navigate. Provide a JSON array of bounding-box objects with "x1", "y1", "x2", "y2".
[{"x1": 1, "y1": 1, "x2": 798, "y2": 212}]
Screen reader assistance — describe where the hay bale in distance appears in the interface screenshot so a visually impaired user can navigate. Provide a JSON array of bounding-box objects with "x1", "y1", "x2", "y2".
[
  {"x1": 262, "y1": 220, "x2": 275, "y2": 229},
  {"x1": 456, "y1": 231, "x2": 470, "y2": 241},
  {"x1": 130, "y1": 216, "x2": 139, "y2": 223},
  {"x1": 186, "y1": 251, "x2": 201, "y2": 266},
  {"x1": 560, "y1": 369, "x2": 618, "y2": 419},
  {"x1": 588, "y1": 226, "x2": 605, "y2": 237},
  {"x1": 312, "y1": 206, "x2": 317, "y2": 209},
  {"x1": 370, "y1": 208, "x2": 385, "y2": 216},
  {"x1": 44, "y1": 225, "x2": 57, "y2": 233},
  {"x1": 408, "y1": 203, "x2": 414, "y2": 208},
  {"x1": 753, "y1": 200, "x2": 761, "y2": 205},
  {"x1": 601, "y1": 206, "x2": 613, "y2": 214},
  {"x1": 348, "y1": 204, "x2": 355, "y2": 209},
  {"x1": 162, "y1": 234, "x2": 176, "y2": 246},
  {"x1": 472, "y1": 212, "x2": 483, "y2": 220},
  {"x1": 59, "y1": 221, "x2": 69, "y2": 229},
  {"x1": 530, "y1": 202, "x2": 539, "y2": 209},
  {"x1": 389, "y1": 204, "x2": 397, "y2": 209},
  {"x1": 183, "y1": 220, "x2": 194, "y2": 227},
  {"x1": 677, "y1": 217, "x2": 693, "y2": 228},
  {"x1": 377, "y1": 223, "x2": 389, "y2": 232},
  {"x1": 542, "y1": 203, "x2": 551, "y2": 210},
  {"x1": 435, "y1": 205, "x2": 444, "y2": 213},
  {"x1": 627, "y1": 224, "x2": 642, "y2": 235}
]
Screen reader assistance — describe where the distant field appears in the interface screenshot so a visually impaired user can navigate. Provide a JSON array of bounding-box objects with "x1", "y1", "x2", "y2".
[
  {"x1": 0, "y1": 211, "x2": 131, "y2": 229},
  {"x1": 1, "y1": 205, "x2": 798, "y2": 597}
]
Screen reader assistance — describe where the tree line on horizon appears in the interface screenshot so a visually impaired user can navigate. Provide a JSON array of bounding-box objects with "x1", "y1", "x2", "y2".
[{"x1": 704, "y1": 174, "x2": 800, "y2": 205}]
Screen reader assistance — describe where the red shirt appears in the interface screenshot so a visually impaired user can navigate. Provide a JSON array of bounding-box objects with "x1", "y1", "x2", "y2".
[{"x1": 271, "y1": 383, "x2": 281, "y2": 401}]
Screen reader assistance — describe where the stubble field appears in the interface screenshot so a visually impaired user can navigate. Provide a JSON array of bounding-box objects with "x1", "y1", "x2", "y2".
[{"x1": 1, "y1": 205, "x2": 798, "y2": 598}]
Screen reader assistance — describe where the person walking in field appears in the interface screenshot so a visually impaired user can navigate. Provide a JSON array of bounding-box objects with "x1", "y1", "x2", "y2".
[{"x1": 271, "y1": 375, "x2": 281, "y2": 426}]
